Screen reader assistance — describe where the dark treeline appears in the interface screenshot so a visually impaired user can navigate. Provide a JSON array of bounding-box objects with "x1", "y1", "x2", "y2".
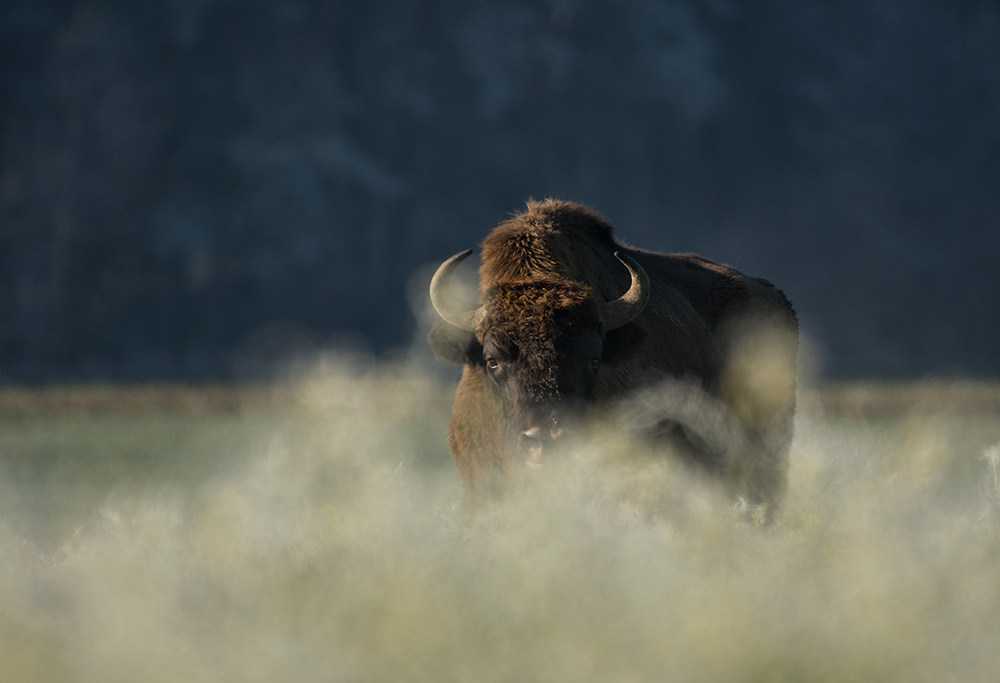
[{"x1": 1, "y1": 0, "x2": 998, "y2": 381}]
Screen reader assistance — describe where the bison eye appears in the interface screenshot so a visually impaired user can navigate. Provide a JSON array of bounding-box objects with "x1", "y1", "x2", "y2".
[
  {"x1": 590, "y1": 359, "x2": 600, "y2": 371},
  {"x1": 486, "y1": 358, "x2": 499, "y2": 371}
]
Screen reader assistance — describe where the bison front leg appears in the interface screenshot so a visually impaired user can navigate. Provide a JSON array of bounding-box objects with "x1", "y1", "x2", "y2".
[
  {"x1": 718, "y1": 317, "x2": 799, "y2": 514},
  {"x1": 446, "y1": 367, "x2": 519, "y2": 511}
]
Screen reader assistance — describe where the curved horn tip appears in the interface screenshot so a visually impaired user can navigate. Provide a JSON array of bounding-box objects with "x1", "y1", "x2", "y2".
[
  {"x1": 603, "y1": 250, "x2": 650, "y2": 330},
  {"x1": 430, "y1": 250, "x2": 474, "y2": 285},
  {"x1": 613, "y1": 250, "x2": 637, "y2": 267},
  {"x1": 429, "y1": 249, "x2": 482, "y2": 331}
]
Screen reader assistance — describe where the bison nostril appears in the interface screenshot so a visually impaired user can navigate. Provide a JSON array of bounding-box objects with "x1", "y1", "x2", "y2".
[
  {"x1": 521, "y1": 426, "x2": 543, "y2": 440},
  {"x1": 521, "y1": 426, "x2": 567, "y2": 443}
]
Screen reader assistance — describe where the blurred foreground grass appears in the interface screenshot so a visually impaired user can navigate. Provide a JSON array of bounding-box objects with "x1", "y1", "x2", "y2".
[{"x1": 1, "y1": 366, "x2": 999, "y2": 682}]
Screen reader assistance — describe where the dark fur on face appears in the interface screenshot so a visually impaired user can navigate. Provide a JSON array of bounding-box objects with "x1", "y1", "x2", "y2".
[
  {"x1": 479, "y1": 280, "x2": 600, "y2": 392},
  {"x1": 476, "y1": 280, "x2": 606, "y2": 456}
]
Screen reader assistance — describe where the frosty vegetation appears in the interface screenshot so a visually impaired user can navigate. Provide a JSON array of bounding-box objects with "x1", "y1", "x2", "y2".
[{"x1": 1, "y1": 358, "x2": 999, "y2": 682}]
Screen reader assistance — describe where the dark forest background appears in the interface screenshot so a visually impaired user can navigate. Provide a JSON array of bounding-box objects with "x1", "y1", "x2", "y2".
[{"x1": 1, "y1": 0, "x2": 998, "y2": 382}]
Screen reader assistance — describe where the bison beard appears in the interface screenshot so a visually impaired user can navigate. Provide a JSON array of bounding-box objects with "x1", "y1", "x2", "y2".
[{"x1": 428, "y1": 199, "x2": 798, "y2": 520}]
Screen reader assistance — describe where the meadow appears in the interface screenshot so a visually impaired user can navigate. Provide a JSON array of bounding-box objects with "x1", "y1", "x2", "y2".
[{"x1": 1, "y1": 359, "x2": 998, "y2": 682}]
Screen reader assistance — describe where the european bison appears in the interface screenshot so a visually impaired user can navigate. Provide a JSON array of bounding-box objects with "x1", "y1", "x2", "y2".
[{"x1": 428, "y1": 199, "x2": 798, "y2": 515}]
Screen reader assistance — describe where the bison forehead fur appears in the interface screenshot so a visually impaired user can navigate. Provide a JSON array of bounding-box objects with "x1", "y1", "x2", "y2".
[
  {"x1": 482, "y1": 280, "x2": 600, "y2": 359},
  {"x1": 428, "y1": 198, "x2": 799, "y2": 519}
]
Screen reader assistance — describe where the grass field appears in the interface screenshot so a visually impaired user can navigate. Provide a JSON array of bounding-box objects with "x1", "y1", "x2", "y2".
[{"x1": 1, "y1": 361, "x2": 999, "y2": 682}]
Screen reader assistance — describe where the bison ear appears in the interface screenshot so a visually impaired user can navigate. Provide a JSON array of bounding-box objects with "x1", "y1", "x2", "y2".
[
  {"x1": 428, "y1": 322, "x2": 482, "y2": 365},
  {"x1": 602, "y1": 322, "x2": 647, "y2": 365}
]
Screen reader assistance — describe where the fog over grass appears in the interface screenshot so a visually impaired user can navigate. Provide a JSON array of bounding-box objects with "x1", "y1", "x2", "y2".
[{"x1": 1, "y1": 359, "x2": 999, "y2": 682}]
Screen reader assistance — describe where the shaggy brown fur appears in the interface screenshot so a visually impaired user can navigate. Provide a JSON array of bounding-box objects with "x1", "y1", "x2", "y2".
[
  {"x1": 430, "y1": 198, "x2": 799, "y2": 515},
  {"x1": 482, "y1": 280, "x2": 601, "y2": 390}
]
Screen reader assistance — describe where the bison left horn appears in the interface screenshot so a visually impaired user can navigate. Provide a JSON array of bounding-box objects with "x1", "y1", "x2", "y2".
[
  {"x1": 429, "y1": 249, "x2": 485, "y2": 331},
  {"x1": 602, "y1": 252, "x2": 650, "y2": 330}
]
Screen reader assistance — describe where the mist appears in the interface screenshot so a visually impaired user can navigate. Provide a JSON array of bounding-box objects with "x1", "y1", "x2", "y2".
[{"x1": 1, "y1": 358, "x2": 998, "y2": 681}]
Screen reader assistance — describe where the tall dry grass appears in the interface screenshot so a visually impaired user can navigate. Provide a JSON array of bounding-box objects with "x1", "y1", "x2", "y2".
[{"x1": 0, "y1": 360, "x2": 998, "y2": 682}]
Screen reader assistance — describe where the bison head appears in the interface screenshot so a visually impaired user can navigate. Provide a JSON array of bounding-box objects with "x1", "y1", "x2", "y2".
[{"x1": 428, "y1": 250, "x2": 649, "y2": 465}]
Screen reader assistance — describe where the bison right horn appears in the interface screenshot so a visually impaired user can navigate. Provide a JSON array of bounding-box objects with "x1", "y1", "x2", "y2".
[
  {"x1": 429, "y1": 249, "x2": 485, "y2": 331},
  {"x1": 602, "y1": 252, "x2": 650, "y2": 330}
]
